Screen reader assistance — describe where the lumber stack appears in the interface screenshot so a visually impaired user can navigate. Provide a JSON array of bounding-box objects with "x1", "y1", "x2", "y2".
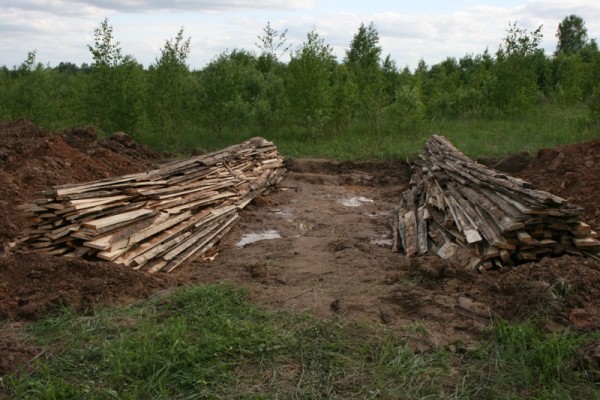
[
  {"x1": 11, "y1": 137, "x2": 284, "y2": 273},
  {"x1": 392, "y1": 135, "x2": 600, "y2": 271}
]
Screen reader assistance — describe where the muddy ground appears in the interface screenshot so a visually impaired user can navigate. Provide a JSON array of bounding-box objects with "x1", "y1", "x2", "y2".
[{"x1": 1, "y1": 119, "x2": 599, "y2": 376}]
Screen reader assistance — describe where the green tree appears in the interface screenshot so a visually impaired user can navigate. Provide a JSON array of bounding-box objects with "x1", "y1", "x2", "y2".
[
  {"x1": 551, "y1": 53, "x2": 584, "y2": 106},
  {"x1": 9, "y1": 51, "x2": 42, "y2": 119},
  {"x1": 344, "y1": 22, "x2": 385, "y2": 130},
  {"x1": 253, "y1": 68, "x2": 286, "y2": 131},
  {"x1": 147, "y1": 27, "x2": 192, "y2": 146},
  {"x1": 0, "y1": 66, "x2": 9, "y2": 119},
  {"x1": 423, "y1": 57, "x2": 462, "y2": 118},
  {"x1": 254, "y1": 23, "x2": 289, "y2": 130},
  {"x1": 492, "y1": 21, "x2": 545, "y2": 115},
  {"x1": 0, "y1": 50, "x2": 91, "y2": 128},
  {"x1": 287, "y1": 29, "x2": 337, "y2": 135},
  {"x1": 345, "y1": 22, "x2": 381, "y2": 71},
  {"x1": 456, "y1": 52, "x2": 494, "y2": 116},
  {"x1": 500, "y1": 21, "x2": 543, "y2": 57},
  {"x1": 381, "y1": 54, "x2": 400, "y2": 106},
  {"x1": 555, "y1": 15, "x2": 589, "y2": 55},
  {"x1": 330, "y1": 64, "x2": 358, "y2": 133},
  {"x1": 256, "y1": 21, "x2": 290, "y2": 62},
  {"x1": 87, "y1": 18, "x2": 122, "y2": 67},
  {"x1": 386, "y1": 81, "x2": 426, "y2": 133},
  {"x1": 86, "y1": 18, "x2": 144, "y2": 134},
  {"x1": 198, "y1": 49, "x2": 266, "y2": 135}
]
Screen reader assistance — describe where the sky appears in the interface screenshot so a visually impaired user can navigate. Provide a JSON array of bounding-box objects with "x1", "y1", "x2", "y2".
[{"x1": 1, "y1": 0, "x2": 600, "y2": 71}]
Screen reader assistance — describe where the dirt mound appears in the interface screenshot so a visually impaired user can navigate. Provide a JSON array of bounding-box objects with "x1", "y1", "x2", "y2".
[
  {"x1": 0, "y1": 253, "x2": 171, "y2": 321},
  {"x1": 0, "y1": 119, "x2": 171, "y2": 323},
  {"x1": 0, "y1": 323, "x2": 38, "y2": 377},
  {"x1": 0, "y1": 119, "x2": 160, "y2": 245},
  {"x1": 518, "y1": 138, "x2": 600, "y2": 230}
]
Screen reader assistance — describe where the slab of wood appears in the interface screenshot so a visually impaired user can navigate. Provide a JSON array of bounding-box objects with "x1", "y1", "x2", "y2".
[
  {"x1": 11, "y1": 137, "x2": 285, "y2": 273},
  {"x1": 393, "y1": 135, "x2": 600, "y2": 270}
]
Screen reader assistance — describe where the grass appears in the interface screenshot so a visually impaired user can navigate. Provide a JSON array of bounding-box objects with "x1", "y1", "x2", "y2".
[
  {"x1": 457, "y1": 319, "x2": 600, "y2": 399},
  {"x1": 1, "y1": 285, "x2": 598, "y2": 399},
  {"x1": 163, "y1": 103, "x2": 599, "y2": 162}
]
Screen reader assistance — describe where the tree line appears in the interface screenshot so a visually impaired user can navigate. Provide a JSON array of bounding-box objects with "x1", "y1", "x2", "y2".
[{"x1": 0, "y1": 15, "x2": 599, "y2": 150}]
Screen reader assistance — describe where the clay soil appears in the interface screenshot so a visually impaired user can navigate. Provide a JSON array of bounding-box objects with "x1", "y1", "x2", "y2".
[{"x1": 1, "y1": 119, "x2": 600, "y2": 376}]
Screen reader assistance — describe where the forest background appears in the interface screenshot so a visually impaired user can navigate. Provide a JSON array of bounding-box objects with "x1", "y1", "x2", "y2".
[{"x1": 1, "y1": 15, "x2": 599, "y2": 159}]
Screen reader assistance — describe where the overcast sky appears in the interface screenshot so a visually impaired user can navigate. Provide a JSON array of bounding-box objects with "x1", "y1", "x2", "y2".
[{"x1": 1, "y1": 0, "x2": 600, "y2": 70}]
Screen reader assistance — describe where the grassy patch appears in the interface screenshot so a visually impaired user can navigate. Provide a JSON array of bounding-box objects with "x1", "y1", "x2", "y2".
[
  {"x1": 456, "y1": 319, "x2": 600, "y2": 399},
  {"x1": 1, "y1": 285, "x2": 451, "y2": 399},
  {"x1": 167, "y1": 103, "x2": 598, "y2": 161},
  {"x1": 2, "y1": 285, "x2": 598, "y2": 399}
]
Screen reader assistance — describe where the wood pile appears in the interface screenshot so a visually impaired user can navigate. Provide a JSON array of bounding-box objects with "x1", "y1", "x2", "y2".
[
  {"x1": 10, "y1": 137, "x2": 284, "y2": 273},
  {"x1": 392, "y1": 135, "x2": 600, "y2": 271}
]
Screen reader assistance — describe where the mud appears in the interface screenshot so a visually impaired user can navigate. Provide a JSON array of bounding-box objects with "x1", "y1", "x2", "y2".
[
  {"x1": 0, "y1": 119, "x2": 599, "y2": 376},
  {"x1": 517, "y1": 138, "x2": 600, "y2": 230}
]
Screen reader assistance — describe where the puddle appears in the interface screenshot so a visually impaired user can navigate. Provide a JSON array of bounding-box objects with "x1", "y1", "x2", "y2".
[
  {"x1": 370, "y1": 234, "x2": 393, "y2": 248},
  {"x1": 364, "y1": 210, "x2": 393, "y2": 218},
  {"x1": 291, "y1": 219, "x2": 314, "y2": 232},
  {"x1": 274, "y1": 208, "x2": 294, "y2": 221},
  {"x1": 339, "y1": 196, "x2": 374, "y2": 207},
  {"x1": 275, "y1": 208, "x2": 313, "y2": 232},
  {"x1": 236, "y1": 230, "x2": 281, "y2": 248}
]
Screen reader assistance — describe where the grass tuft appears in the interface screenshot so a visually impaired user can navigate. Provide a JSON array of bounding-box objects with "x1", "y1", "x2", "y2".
[{"x1": 2, "y1": 286, "x2": 598, "y2": 399}]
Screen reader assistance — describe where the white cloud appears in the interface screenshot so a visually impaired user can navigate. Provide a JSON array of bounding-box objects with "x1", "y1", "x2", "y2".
[
  {"x1": 1, "y1": 0, "x2": 600, "y2": 70},
  {"x1": 3, "y1": 0, "x2": 316, "y2": 14}
]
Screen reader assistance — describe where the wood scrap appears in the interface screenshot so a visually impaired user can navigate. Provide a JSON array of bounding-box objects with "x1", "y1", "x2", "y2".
[
  {"x1": 393, "y1": 135, "x2": 600, "y2": 270},
  {"x1": 11, "y1": 137, "x2": 285, "y2": 273}
]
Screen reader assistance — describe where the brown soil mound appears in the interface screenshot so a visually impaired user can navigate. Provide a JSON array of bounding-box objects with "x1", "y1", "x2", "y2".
[
  {"x1": 0, "y1": 253, "x2": 170, "y2": 320},
  {"x1": 518, "y1": 138, "x2": 600, "y2": 230},
  {"x1": 0, "y1": 323, "x2": 38, "y2": 377},
  {"x1": 0, "y1": 119, "x2": 160, "y2": 245},
  {"x1": 0, "y1": 120, "x2": 170, "y2": 375}
]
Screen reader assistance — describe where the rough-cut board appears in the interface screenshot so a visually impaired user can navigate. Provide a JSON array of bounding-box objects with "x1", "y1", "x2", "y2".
[
  {"x1": 11, "y1": 137, "x2": 285, "y2": 273},
  {"x1": 393, "y1": 135, "x2": 600, "y2": 271}
]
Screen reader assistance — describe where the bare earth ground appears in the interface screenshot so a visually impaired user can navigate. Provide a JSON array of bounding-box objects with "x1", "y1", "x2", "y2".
[{"x1": 1, "y1": 119, "x2": 600, "y2": 376}]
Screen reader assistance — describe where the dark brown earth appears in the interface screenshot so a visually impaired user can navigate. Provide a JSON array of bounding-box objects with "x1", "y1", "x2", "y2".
[
  {"x1": 1, "y1": 119, "x2": 599, "y2": 376},
  {"x1": 518, "y1": 139, "x2": 600, "y2": 230}
]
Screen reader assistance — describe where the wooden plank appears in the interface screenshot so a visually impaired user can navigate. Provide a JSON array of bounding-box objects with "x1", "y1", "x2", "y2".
[
  {"x1": 84, "y1": 214, "x2": 168, "y2": 251},
  {"x1": 82, "y1": 209, "x2": 155, "y2": 231},
  {"x1": 445, "y1": 195, "x2": 482, "y2": 244},
  {"x1": 161, "y1": 214, "x2": 239, "y2": 273},
  {"x1": 121, "y1": 210, "x2": 216, "y2": 267},
  {"x1": 516, "y1": 230, "x2": 533, "y2": 245},
  {"x1": 403, "y1": 210, "x2": 418, "y2": 257},
  {"x1": 416, "y1": 206, "x2": 428, "y2": 255},
  {"x1": 67, "y1": 195, "x2": 131, "y2": 207},
  {"x1": 164, "y1": 191, "x2": 237, "y2": 214},
  {"x1": 573, "y1": 238, "x2": 600, "y2": 248}
]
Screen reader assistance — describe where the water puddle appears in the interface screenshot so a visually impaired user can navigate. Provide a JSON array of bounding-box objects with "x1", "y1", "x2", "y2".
[
  {"x1": 339, "y1": 196, "x2": 374, "y2": 207},
  {"x1": 236, "y1": 230, "x2": 281, "y2": 248},
  {"x1": 370, "y1": 234, "x2": 393, "y2": 248},
  {"x1": 274, "y1": 208, "x2": 294, "y2": 221},
  {"x1": 364, "y1": 210, "x2": 393, "y2": 218},
  {"x1": 291, "y1": 219, "x2": 314, "y2": 232},
  {"x1": 275, "y1": 208, "x2": 314, "y2": 232}
]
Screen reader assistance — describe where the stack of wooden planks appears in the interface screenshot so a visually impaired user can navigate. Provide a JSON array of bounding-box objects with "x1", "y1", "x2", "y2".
[
  {"x1": 11, "y1": 137, "x2": 285, "y2": 273},
  {"x1": 392, "y1": 135, "x2": 600, "y2": 271}
]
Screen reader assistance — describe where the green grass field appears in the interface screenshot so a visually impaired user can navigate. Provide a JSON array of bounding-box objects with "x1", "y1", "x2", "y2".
[
  {"x1": 167, "y1": 104, "x2": 598, "y2": 161},
  {"x1": 2, "y1": 285, "x2": 598, "y2": 399}
]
